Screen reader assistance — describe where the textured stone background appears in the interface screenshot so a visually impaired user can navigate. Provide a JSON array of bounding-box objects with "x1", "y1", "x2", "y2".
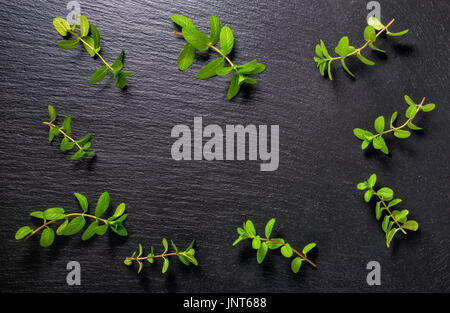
[{"x1": 0, "y1": 0, "x2": 449, "y2": 292}]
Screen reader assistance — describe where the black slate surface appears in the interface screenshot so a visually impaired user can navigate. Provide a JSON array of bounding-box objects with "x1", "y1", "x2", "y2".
[{"x1": 0, "y1": 0, "x2": 449, "y2": 293}]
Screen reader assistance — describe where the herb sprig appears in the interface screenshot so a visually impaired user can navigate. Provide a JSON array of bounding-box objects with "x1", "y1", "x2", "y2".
[
  {"x1": 353, "y1": 95, "x2": 435, "y2": 154},
  {"x1": 314, "y1": 17, "x2": 408, "y2": 80},
  {"x1": 171, "y1": 14, "x2": 266, "y2": 99},
  {"x1": 53, "y1": 15, "x2": 130, "y2": 88},
  {"x1": 233, "y1": 218, "x2": 317, "y2": 274},
  {"x1": 124, "y1": 239, "x2": 197, "y2": 274},
  {"x1": 44, "y1": 105, "x2": 95, "y2": 160},
  {"x1": 357, "y1": 174, "x2": 419, "y2": 247},
  {"x1": 15, "y1": 192, "x2": 128, "y2": 247}
]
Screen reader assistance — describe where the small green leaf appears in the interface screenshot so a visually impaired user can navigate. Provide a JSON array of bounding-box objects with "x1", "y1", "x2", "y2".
[
  {"x1": 280, "y1": 244, "x2": 293, "y2": 258},
  {"x1": 82, "y1": 36, "x2": 97, "y2": 57},
  {"x1": 402, "y1": 220, "x2": 419, "y2": 231},
  {"x1": 124, "y1": 259, "x2": 132, "y2": 266},
  {"x1": 375, "y1": 202, "x2": 382, "y2": 220},
  {"x1": 110, "y1": 224, "x2": 127, "y2": 236},
  {"x1": 57, "y1": 39, "x2": 80, "y2": 50},
  {"x1": 367, "y1": 16, "x2": 384, "y2": 30},
  {"x1": 81, "y1": 221, "x2": 99, "y2": 240},
  {"x1": 266, "y1": 238, "x2": 284, "y2": 249},
  {"x1": 374, "y1": 116, "x2": 385, "y2": 134},
  {"x1": 177, "y1": 43, "x2": 196, "y2": 71},
  {"x1": 404, "y1": 95, "x2": 415, "y2": 106},
  {"x1": 368, "y1": 43, "x2": 385, "y2": 53},
  {"x1": 390, "y1": 112, "x2": 398, "y2": 129},
  {"x1": 407, "y1": 121, "x2": 422, "y2": 130},
  {"x1": 53, "y1": 17, "x2": 70, "y2": 36},
  {"x1": 252, "y1": 235, "x2": 261, "y2": 250},
  {"x1": 315, "y1": 44, "x2": 323, "y2": 58},
  {"x1": 170, "y1": 14, "x2": 195, "y2": 29},
  {"x1": 388, "y1": 198, "x2": 402, "y2": 207},
  {"x1": 171, "y1": 240, "x2": 178, "y2": 253},
  {"x1": 220, "y1": 26, "x2": 234, "y2": 56},
  {"x1": 386, "y1": 228, "x2": 399, "y2": 248},
  {"x1": 112, "y1": 50, "x2": 124, "y2": 73},
  {"x1": 245, "y1": 220, "x2": 256, "y2": 236},
  {"x1": 43, "y1": 207, "x2": 65, "y2": 220},
  {"x1": 15, "y1": 226, "x2": 33, "y2": 240},
  {"x1": 363, "y1": 25, "x2": 376, "y2": 42},
  {"x1": 182, "y1": 27, "x2": 210, "y2": 51},
  {"x1": 89, "y1": 66, "x2": 109, "y2": 84},
  {"x1": 353, "y1": 128, "x2": 373, "y2": 141},
  {"x1": 95, "y1": 223, "x2": 108, "y2": 235},
  {"x1": 368, "y1": 174, "x2": 377, "y2": 187},
  {"x1": 48, "y1": 105, "x2": 56, "y2": 122},
  {"x1": 302, "y1": 242, "x2": 316, "y2": 255},
  {"x1": 112, "y1": 203, "x2": 125, "y2": 218},
  {"x1": 227, "y1": 73, "x2": 241, "y2": 99},
  {"x1": 56, "y1": 220, "x2": 68, "y2": 235},
  {"x1": 378, "y1": 187, "x2": 394, "y2": 201},
  {"x1": 209, "y1": 15, "x2": 220, "y2": 45},
  {"x1": 196, "y1": 58, "x2": 225, "y2": 79},
  {"x1": 63, "y1": 216, "x2": 86, "y2": 235},
  {"x1": 291, "y1": 257, "x2": 303, "y2": 274},
  {"x1": 387, "y1": 29, "x2": 409, "y2": 36},
  {"x1": 334, "y1": 36, "x2": 350, "y2": 57},
  {"x1": 91, "y1": 24, "x2": 100, "y2": 49},
  {"x1": 162, "y1": 238, "x2": 168, "y2": 253},
  {"x1": 356, "y1": 52, "x2": 375, "y2": 65},
  {"x1": 30, "y1": 211, "x2": 45, "y2": 219},
  {"x1": 364, "y1": 190, "x2": 373, "y2": 202},
  {"x1": 357, "y1": 182, "x2": 369, "y2": 190},
  {"x1": 80, "y1": 15, "x2": 89, "y2": 37},
  {"x1": 40, "y1": 227, "x2": 55, "y2": 247},
  {"x1": 62, "y1": 115, "x2": 72, "y2": 134},
  {"x1": 421, "y1": 103, "x2": 435, "y2": 112},
  {"x1": 71, "y1": 150, "x2": 86, "y2": 160},
  {"x1": 232, "y1": 235, "x2": 246, "y2": 246},
  {"x1": 137, "y1": 260, "x2": 143, "y2": 274},
  {"x1": 162, "y1": 258, "x2": 169, "y2": 273},
  {"x1": 95, "y1": 191, "x2": 110, "y2": 218},
  {"x1": 184, "y1": 254, "x2": 198, "y2": 266},
  {"x1": 393, "y1": 129, "x2": 411, "y2": 139},
  {"x1": 265, "y1": 218, "x2": 275, "y2": 238},
  {"x1": 256, "y1": 242, "x2": 268, "y2": 264},
  {"x1": 216, "y1": 66, "x2": 234, "y2": 76}
]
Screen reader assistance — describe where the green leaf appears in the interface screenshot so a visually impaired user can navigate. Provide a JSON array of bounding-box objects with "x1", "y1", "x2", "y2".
[
  {"x1": 95, "y1": 191, "x2": 110, "y2": 218},
  {"x1": 48, "y1": 105, "x2": 56, "y2": 122},
  {"x1": 162, "y1": 238, "x2": 168, "y2": 253},
  {"x1": 56, "y1": 220, "x2": 68, "y2": 235},
  {"x1": 124, "y1": 259, "x2": 132, "y2": 266},
  {"x1": 90, "y1": 24, "x2": 100, "y2": 49},
  {"x1": 291, "y1": 257, "x2": 303, "y2": 273},
  {"x1": 114, "y1": 72, "x2": 131, "y2": 89},
  {"x1": 81, "y1": 221, "x2": 99, "y2": 240},
  {"x1": 59, "y1": 138, "x2": 75, "y2": 151},
  {"x1": 402, "y1": 220, "x2": 419, "y2": 231},
  {"x1": 265, "y1": 218, "x2": 275, "y2": 238},
  {"x1": 356, "y1": 52, "x2": 375, "y2": 65},
  {"x1": 340, "y1": 58, "x2": 355, "y2": 77},
  {"x1": 171, "y1": 240, "x2": 178, "y2": 253},
  {"x1": 256, "y1": 242, "x2": 268, "y2": 264},
  {"x1": 82, "y1": 36, "x2": 98, "y2": 57},
  {"x1": 393, "y1": 129, "x2": 411, "y2": 139},
  {"x1": 266, "y1": 238, "x2": 284, "y2": 249},
  {"x1": 353, "y1": 128, "x2": 373, "y2": 141},
  {"x1": 280, "y1": 244, "x2": 293, "y2": 258},
  {"x1": 407, "y1": 121, "x2": 422, "y2": 130},
  {"x1": 232, "y1": 235, "x2": 246, "y2": 246},
  {"x1": 170, "y1": 14, "x2": 195, "y2": 29},
  {"x1": 112, "y1": 50, "x2": 124, "y2": 73},
  {"x1": 404, "y1": 95, "x2": 415, "y2": 106},
  {"x1": 315, "y1": 44, "x2": 323, "y2": 58},
  {"x1": 138, "y1": 243, "x2": 143, "y2": 257},
  {"x1": 227, "y1": 73, "x2": 241, "y2": 99},
  {"x1": 209, "y1": 15, "x2": 220, "y2": 45},
  {"x1": 363, "y1": 25, "x2": 376, "y2": 42},
  {"x1": 381, "y1": 216, "x2": 390, "y2": 233},
  {"x1": 53, "y1": 17, "x2": 70, "y2": 36},
  {"x1": 137, "y1": 260, "x2": 143, "y2": 274},
  {"x1": 62, "y1": 115, "x2": 71, "y2": 134},
  {"x1": 184, "y1": 254, "x2": 198, "y2": 266},
  {"x1": 71, "y1": 150, "x2": 86, "y2": 160},
  {"x1": 364, "y1": 190, "x2": 373, "y2": 202},
  {"x1": 15, "y1": 226, "x2": 33, "y2": 240},
  {"x1": 378, "y1": 187, "x2": 394, "y2": 201},
  {"x1": 320, "y1": 40, "x2": 330, "y2": 58},
  {"x1": 388, "y1": 199, "x2": 402, "y2": 207},
  {"x1": 44, "y1": 207, "x2": 65, "y2": 220},
  {"x1": 367, "y1": 16, "x2": 384, "y2": 30},
  {"x1": 77, "y1": 134, "x2": 91, "y2": 145},
  {"x1": 357, "y1": 182, "x2": 369, "y2": 190},
  {"x1": 327, "y1": 60, "x2": 333, "y2": 80},
  {"x1": 387, "y1": 29, "x2": 409, "y2": 36},
  {"x1": 177, "y1": 43, "x2": 196, "y2": 71},
  {"x1": 40, "y1": 227, "x2": 55, "y2": 247},
  {"x1": 421, "y1": 103, "x2": 435, "y2": 112},
  {"x1": 196, "y1": 58, "x2": 225, "y2": 79},
  {"x1": 369, "y1": 43, "x2": 385, "y2": 53},
  {"x1": 162, "y1": 258, "x2": 169, "y2": 273},
  {"x1": 245, "y1": 220, "x2": 256, "y2": 236},
  {"x1": 182, "y1": 27, "x2": 210, "y2": 51},
  {"x1": 89, "y1": 66, "x2": 109, "y2": 84},
  {"x1": 386, "y1": 228, "x2": 399, "y2": 248},
  {"x1": 30, "y1": 211, "x2": 45, "y2": 219},
  {"x1": 405, "y1": 105, "x2": 417, "y2": 119},
  {"x1": 368, "y1": 174, "x2": 377, "y2": 187},
  {"x1": 110, "y1": 224, "x2": 127, "y2": 236},
  {"x1": 95, "y1": 223, "x2": 108, "y2": 235},
  {"x1": 361, "y1": 140, "x2": 370, "y2": 150},
  {"x1": 216, "y1": 66, "x2": 234, "y2": 76},
  {"x1": 57, "y1": 39, "x2": 80, "y2": 50},
  {"x1": 302, "y1": 242, "x2": 316, "y2": 255},
  {"x1": 390, "y1": 112, "x2": 398, "y2": 128},
  {"x1": 375, "y1": 202, "x2": 382, "y2": 220},
  {"x1": 219, "y1": 26, "x2": 234, "y2": 55},
  {"x1": 252, "y1": 235, "x2": 261, "y2": 250},
  {"x1": 63, "y1": 216, "x2": 86, "y2": 235},
  {"x1": 80, "y1": 15, "x2": 89, "y2": 37},
  {"x1": 112, "y1": 203, "x2": 125, "y2": 218},
  {"x1": 374, "y1": 116, "x2": 385, "y2": 134}
]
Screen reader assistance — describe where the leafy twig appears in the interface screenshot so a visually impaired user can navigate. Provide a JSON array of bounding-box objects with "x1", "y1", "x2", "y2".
[
  {"x1": 124, "y1": 239, "x2": 197, "y2": 274},
  {"x1": 353, "y1": 95, "x2": 436, "y2": 154},
  {"x1": 314, "y1": 17, "x2": 408, "y2": 79},
  {"x1": 233, "y1": 218, "x2": 317, "y2": 273},
  {"x1": 15, "y1": 192, "x2": 128, "y2": 247},
  {"x1": 171, "y1": 14, "x2": 266, "y2": 99},
  {"x1": 357, "y1": 174, "x2": 419, "y2": 247},
  {"x1": 53, "y1": 15, "x2": 130, "y2": 88},
  {"x1": 44, "y1": 105, "x2": 95, "y2": 160}
]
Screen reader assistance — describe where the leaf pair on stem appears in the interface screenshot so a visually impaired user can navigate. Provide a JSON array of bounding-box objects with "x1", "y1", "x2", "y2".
[
  {"x1": 353, "y1": 95, "x2": 435, "y2": 154},
  {"x1": 357, "y1": 174, "x2": 419, "y2": 247},
  {"x1": 124, "y1": 239, "x2": 197, "y2": 274},
  {"x1": 314, "y1": 16, "x2": 408, "y2": 80},
  {"x1": 233, "y1": 218, "x2": 317, "y2": 274},
  {"x1": 53, "y1": 15, "x2": 130, "y2": 88},
  {"x1": 44, "y1": 105, "x2": 95, "y2": 160},
  {"x1": 15, "y1": 192, "x2": 128, "y2": 247},
  {"x1": 171, "y1": 14, "x2": 266, "y2": 99}
]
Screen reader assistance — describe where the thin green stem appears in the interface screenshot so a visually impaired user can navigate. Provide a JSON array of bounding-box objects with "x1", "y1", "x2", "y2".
[
  {"x1": 371, "y1": 97, "x2": 426, "y2": 140},
  {"x1": 324, "y1": 18, "x2": 396, "y2": 62},
  {"x1": 125, "y1": 252, "x2": 181, "y2": 261},
  {"x1": 60, "y1": 22, "x2": 114, "y2": 71},
  {"x1": 370, "y1": 187, "x2": 407, "y2": 234},
  {"x1": 43, "y1": 121, "x2": 84, "y2": 151},
  {"x1": 24, "y1": 213, "x2": 108, "y2": 240},
  {"x1": 258, "y1": 237, "x2": 317, "y2": 268}
]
